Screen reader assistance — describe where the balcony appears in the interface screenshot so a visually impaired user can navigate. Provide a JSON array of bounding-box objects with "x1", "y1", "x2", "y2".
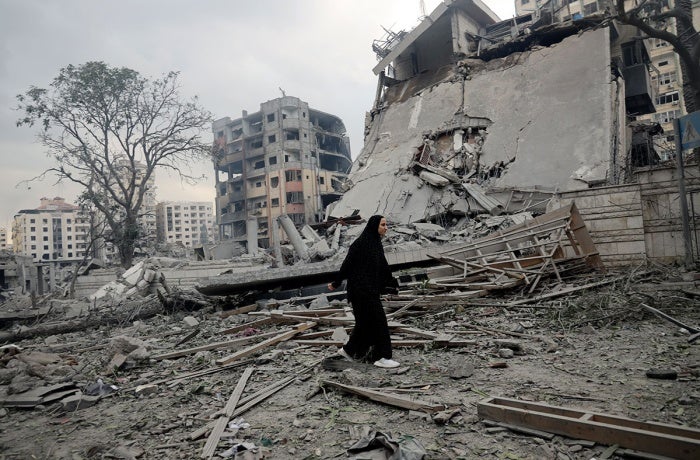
[
  {"x1": 282, "y1": 118, "x2": 302, "y2": 130},
  {"x1": 220, "y1": 211, "x2": 247, "y2": 224},
  {"x1": 283, "y1": 139, "x2": 302, "y2": 151}
]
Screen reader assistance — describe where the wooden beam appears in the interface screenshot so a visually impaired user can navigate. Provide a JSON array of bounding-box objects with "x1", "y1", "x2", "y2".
[
  {"x1": 477, "y1": 397, "x2": 700, "y2": 460},
  {"x1": 215, "y1": 322, "x2": 316, "y2": 366},
  {"x1": 386, "y1": 297, "x2": 426, "y2": 319},
  {"x1": 163, "y1": 359, "x2": 254, "y2": 388},
  {"x1": 201, "y1": 367, "x2": 254, "y2": 459},
  {"x1": 640, "y1": 303, "x2": 699, "y2": 335},
  {"x1": 189, "y1": 361, "x2": 320, "y2": 441},
  {"x1": 275, "y1": 308, "x2": 346, "y2": 317},
  {"x1": 269, "y1": 312, "x2": 351, "y2": 326},
  {"x1": 219, "y1": 304, "x2": 258, "y2": 319},
  {"x1": 508, "y1": 277, "x2": 621, "y2": 306},
  {"x1": 321, "y1": 380, "x2": 444, "y2": 412},
  {"x1": 217, "y1": 317, "x2": 273, "y2": 336},
  {"x1": 294, "y1": 339, "x2": 430, "y2": 347},
  {"x1": 152, "y1": 329, "x2": 285, "y2": 360}
]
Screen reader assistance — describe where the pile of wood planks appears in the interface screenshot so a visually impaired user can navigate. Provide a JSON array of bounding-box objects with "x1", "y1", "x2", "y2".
[{"x1": 426, "y1": 202, "x2": 603, "y2": 294}]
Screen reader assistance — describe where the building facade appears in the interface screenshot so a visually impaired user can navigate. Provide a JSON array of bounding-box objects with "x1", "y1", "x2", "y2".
[
  {"x1": 212, "y1": 96, "x2": 352, "y2": 250},
  {"x1": 155, "y1": 201, "x2": 215, "y2": 247},
  {"x1": 0, "y1": 227, "x2": 7, "y2": 250},
  {"x1": 513, "y1": 0, "x2": 700, "y2": 160},
  {"x1": 11, "y1": 197, "x2": 91, "y2": 263}
]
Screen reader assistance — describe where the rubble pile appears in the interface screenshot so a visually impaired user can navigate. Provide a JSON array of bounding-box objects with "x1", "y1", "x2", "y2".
[{"x1": 0, "y1": 261, "x2": 698, "y2": 459}]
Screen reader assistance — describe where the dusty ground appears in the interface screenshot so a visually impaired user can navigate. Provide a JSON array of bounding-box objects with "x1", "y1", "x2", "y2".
[{"x1": 0, "y1": 266, "x2": 698, "y2": 460}]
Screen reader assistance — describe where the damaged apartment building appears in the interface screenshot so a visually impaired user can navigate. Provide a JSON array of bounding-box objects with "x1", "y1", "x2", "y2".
[
  {"x1": 328, "y1": 0, "x2": 699, "y2": 266},
  {"x1": 212, "y1": 97, "x2": 352, "y2": 252}
]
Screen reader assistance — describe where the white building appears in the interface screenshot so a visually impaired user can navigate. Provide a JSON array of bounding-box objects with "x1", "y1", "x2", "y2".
[
  {"x1": 11, "y1": 197, "x2": 90, "y2": 263},
  {"x1": 156, "y1": 201, "x2": 215, "y2": 248}
]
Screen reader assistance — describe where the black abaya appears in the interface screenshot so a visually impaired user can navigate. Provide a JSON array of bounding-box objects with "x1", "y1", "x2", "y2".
[{"x1": 331, "y1": 215, "x2": 398, "y2": 362}]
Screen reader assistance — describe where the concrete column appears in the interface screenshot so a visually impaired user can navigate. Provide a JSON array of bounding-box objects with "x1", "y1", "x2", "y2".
[
  {"x1": 43, "y1": 263, "x2": 54, "y2": 293},
  {"x1": 278, "y1": 214, "x2": 309, "y2": 261},
  {"x1": 331, "y1": 225, "x2": 342, "y2": 251},
  {"x1": 300, "y1": 225, "x2": 321, "y2": 242},
  {"x1": 270, "y1": 217, "x2": 284, "y2": 266},
  {"x1": 246, "y1": 217, "x2": 258, "y2": 256}
]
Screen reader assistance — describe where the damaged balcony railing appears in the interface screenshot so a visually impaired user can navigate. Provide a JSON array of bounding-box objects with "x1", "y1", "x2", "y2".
[{"x1": 426, "y1": 202, "x2": 603, "y2": 294}]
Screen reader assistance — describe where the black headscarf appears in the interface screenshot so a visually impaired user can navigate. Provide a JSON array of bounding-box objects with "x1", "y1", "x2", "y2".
[{"x1": 332, "y1": 215, "x2": 397, "y2": 296}]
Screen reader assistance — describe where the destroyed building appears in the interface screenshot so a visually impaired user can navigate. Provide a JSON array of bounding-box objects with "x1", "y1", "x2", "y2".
[
  {"x1": 212, "y1": 96, "x2": 352, "y2": 252},
  {"x1": 327, "y1": 0, "x2": 700, "y2": 267},
  {"x1": 0, "y1": 251, "x2": 43, "y2": 296}
]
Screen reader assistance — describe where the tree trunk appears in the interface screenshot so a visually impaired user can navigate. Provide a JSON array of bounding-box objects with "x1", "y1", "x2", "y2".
[
  {"x1": 676, "y1": 0, "x2": 700, "y2": 113},
  {"x1": 0, "y1": 298, "x2": 164, "y2": 343},
  {"x1": 117, "y1": 214, "x2": 139, "y2": 268}
]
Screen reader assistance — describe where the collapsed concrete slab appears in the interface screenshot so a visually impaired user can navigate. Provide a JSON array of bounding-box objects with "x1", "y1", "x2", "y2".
[{"x1": 331, "y1": 27, "x2": 615, "y2": 225}]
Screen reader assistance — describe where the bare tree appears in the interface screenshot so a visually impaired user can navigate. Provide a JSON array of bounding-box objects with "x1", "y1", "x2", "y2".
[
  {"x1": 67, "y1": 192, "x2": 109, "y2": 297},
  {"x1": 16, "y1": 62, "x2": 212, "y2": 267},
  {"x1": 615, "y1": 0, "x2": 699, "y2": 113}
]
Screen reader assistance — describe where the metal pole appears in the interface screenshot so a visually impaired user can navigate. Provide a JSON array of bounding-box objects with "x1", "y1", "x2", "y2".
[{"x1": 673, "y1": 118, "x2": 694, "y2": 268}]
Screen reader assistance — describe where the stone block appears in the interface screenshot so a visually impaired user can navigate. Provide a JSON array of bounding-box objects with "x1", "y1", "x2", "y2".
[
  {"x1": 62, "y1": 393, "x2": 100, "y2": 411},
  {"x1": 121, "y1": 261, "x2": 145, "y2": 286},
  {"x1": 182, "y1": 316, "x2": 199, "y2": 328}
]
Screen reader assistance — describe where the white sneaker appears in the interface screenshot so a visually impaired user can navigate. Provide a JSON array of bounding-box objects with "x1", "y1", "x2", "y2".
[
  {"x1": 337, "y1": 348, "x2": 353, "y2": 361},
  {"x1": 373, "y1": 358, "x2": 400, "y2": 368}
]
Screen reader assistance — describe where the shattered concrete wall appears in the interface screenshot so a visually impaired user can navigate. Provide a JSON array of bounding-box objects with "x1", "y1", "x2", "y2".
[
  {"x1": 636, "y1": 165, "x2": 700, "y2": 264},
  {"x1": 552, "y1": 163, "x2": 700, "y2": 266},
  {"x1": 551, "y1": 185, "x2": 646, "y2": 266},
  {"x1": 331, "y1": 28, "x2": 616, "y2": 223}
]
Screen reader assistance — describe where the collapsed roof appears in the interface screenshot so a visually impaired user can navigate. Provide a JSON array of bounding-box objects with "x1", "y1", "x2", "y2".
[{"x1": 330, "y1": 1, "x2": 620, "y2": 226}]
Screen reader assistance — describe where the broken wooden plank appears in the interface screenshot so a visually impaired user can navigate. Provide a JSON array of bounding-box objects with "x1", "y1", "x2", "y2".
[
  {"x1": 296, "y1": 327, "x2": 353, "y2": 340},
  {"x1": 393, "y1": 326, "x2": 440, "y2": 339},
  {"x1": 477, "y1": 397, "x2": 700, "y2": 460},
  {"x1": 201, "y1": 367, "x2": 254, "y2": 459},
  {"x1": 174, "y1": 329, "x2": 200, "y2": 348},
  {"x1": 276, "y1": 308, "x2": 346, "y2": 317},
  {"x1": 167, "y1": 361, "x2": 255, "y2": 388},
  {"x1": 508, "y1": 277, "x2": 621, "y2": 305},
  {"x1": 190, "y1": 376, "x2": 298, "y2": 441},
  {"x1": 640, "y1": 303, "x2": 700, "y2": 335},
  {"x1": 152, "y1": 329, "x2": 285, "y2": 360},
  {"x1": 268, "y1": 311, "x2": 351, "y2": 326},
  {"x1": 294, "y1": 339, "x2": 431, "y2": 347},
  {"x1": 321, "y1": 380, "x2": 444, "y2": 413},
  {"x1": 215, "y1": 322, "x2": 316, "y2": 366},
  {"x1": 217, "y1": 317, "x2": 273, "y2": 336},
  {"x1": 386, "y1": 297, "x2": 424, "y2": 320},
  {"x1": 189, "y1": 361, "x2": 320, "y2": 441},
  {"x1": 482, "y1": 418, "x2": 555, "y2": 440},
  {"x1": 219, "y1": 303, "x2": 258, "y2": 319}
]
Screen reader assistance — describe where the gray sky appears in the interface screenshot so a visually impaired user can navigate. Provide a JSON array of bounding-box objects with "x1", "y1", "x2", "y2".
[{"x1": 0, "y1": 0, "x2": 515, "y2": 231}]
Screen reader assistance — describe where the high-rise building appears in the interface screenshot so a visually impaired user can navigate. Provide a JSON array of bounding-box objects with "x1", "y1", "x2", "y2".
[
  {"x1": 155, "y1": 201, "x2": 215, "y2": 247},
  {"x1": 11, "y1": 197, "x2": 91, "y2": 263},
  {"x1": 212, "y1": 96, "x2": 352, "y2": 250}
]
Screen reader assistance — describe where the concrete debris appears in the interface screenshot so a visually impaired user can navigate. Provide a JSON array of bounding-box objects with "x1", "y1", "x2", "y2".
[{"x1": 0, "y1": 260, "x2": 698, "y2": 459}]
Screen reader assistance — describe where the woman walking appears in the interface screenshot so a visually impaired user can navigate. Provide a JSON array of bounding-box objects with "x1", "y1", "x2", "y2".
[{"x1": 328, "y1": 215, "x2": 400, "y2": 368}]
